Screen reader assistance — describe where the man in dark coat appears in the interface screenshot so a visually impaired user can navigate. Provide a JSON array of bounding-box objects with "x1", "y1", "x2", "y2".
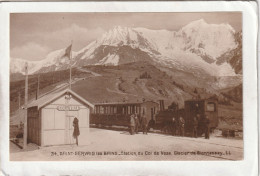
[
  {"x1": 140, "y1": 114, "x2": 148, "y2": 134},
  {"x1": 179, "y1": 116, "x2": 185, "y2": 137},
  {"x1": 73, "y1": 117, "x2": 80, "y2": 145},
  {"x1": 192, "y1": 115, "x2": 199, "y2": 138},
  {"x1": 204, "y1": 116, "x2": 210, "y2": 139},
  {"x1": 130, "y1": 114, "x2": 135, "y2": 135},
  {"x1": 171, "y1": 117, "x2": 177, "y2": 136},
  {"x1": 134, "y1": 114, "x2": 140, "y2": 134},
  {"x1": 175, "y1": 118, "x2": 180, "y2": 136}
]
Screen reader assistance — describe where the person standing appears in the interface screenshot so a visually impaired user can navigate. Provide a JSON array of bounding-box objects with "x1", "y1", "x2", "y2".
[
  {"x1": 134, "y1": 114, "x2": 140, "y2": 134},
  {"x1": 141, "y1": 114, "x2": 148, "y2": 134},
  {"x1": 73, "y1": 117, "x2": 80, "y2": 145},
  {"x1": 192, "y1": 115, "x2": 199, "y2": 138},
  {"x1": 171, "y1": 117, "x2": 177, "y2": 136},
  {"x1": 204, "y1": 116, "x2": 210, "y2": 139},
  {"x1": 175, "y1": 117, "x2": 180, "y2": 136},
  {"x1": 179, "y1": 116, "x2": 185, "y2": 137},
  {"x1": 130, "y1": 114, "x2": 135, "y2": 135}
]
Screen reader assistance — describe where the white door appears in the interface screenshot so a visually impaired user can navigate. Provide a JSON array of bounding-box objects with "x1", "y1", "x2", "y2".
[
  {"x1": 42, "y1": 107, "x2": 89, "y2": 146},
  {"x1": 42, "y1": 109, "x2": 66, "y2": 146}
]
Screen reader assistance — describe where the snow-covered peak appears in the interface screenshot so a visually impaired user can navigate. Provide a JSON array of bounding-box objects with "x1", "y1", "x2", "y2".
[
  {"x1": 112, "y1": 25, "x2": 127, "y2": 32},
  {"x1": 10, "y1": 47, "x2": 77, "y2": 74},
  {"x1": 41, "y1": 49, "x2": 65, "y2": 65},
  {"x1": 97, "y1": 26, "x2": 138, "y2": 46},
  {"x1": 11, "y1": 19, "x2": 240, "y2": 77},
  {"x1": 181, "y1": 19, "x2": 235, "y2": 34},
  {"x1": 178, "y1": 19, "x2": 237, "y2": 59},
  {"x1": 81, "y1": 21, "x2": 237, "y2": 61},
  {"x1": 183, "y1": 19, "x2": 207, "y2": 28},
  {"x1": 10, "y1": 57, "x2": 41, "y2": 74}
]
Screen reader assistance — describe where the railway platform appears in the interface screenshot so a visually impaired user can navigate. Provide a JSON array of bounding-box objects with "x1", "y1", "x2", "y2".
[{"x1": 10, "y1": 127, "x2": 243, "y2": 161}]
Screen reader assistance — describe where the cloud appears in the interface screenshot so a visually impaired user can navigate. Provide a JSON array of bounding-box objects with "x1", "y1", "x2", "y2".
[
  {"x1": 35, "y1": 24, "x2": 105, "y2": 52},
  {"x1": 11, "y1": 42, "x2": 51, "y2": 61},
  {"x1": 11, "y1": 24, "x2": 105, "y2": 61},
  {"x1": 52, "y1": 24, "x2": 104, "y2": 41}
]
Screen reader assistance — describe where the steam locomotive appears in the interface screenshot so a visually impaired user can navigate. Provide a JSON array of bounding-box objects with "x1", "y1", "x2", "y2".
[
  {"x1": 153, "y1": 98, "x2": 218, "y2": 136},
  {"x1": 90, "y1": 98, "x2": 218, "y2": 136}
]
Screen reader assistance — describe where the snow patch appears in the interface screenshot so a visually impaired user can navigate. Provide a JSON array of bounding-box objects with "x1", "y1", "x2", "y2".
[{"x1": 96, "y1": 54, "x2": 119, "y2": 66}]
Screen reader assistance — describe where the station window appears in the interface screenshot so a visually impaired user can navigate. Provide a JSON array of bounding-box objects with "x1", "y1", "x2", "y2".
[
  {"x1": 206, "y1": 102, "x2": 216, "y2": 112},
  {"x1": 114, "y1": 107, "x2": 117, "y2": 114},
  {"x1": 100, "y1": 106, "x2": 104, "y2": 114},
  {"x1": 142, "y1": 107, "x2": 145, "y2": 115},
  {"x1": 110, "y1": 107, "x2": 112, "y2": 114},
  {"x1": 128, "y1": 106, "x2": 131, "y2": 114},
  {"x1": 107, "y1": 106, "x2": 110, "y2": 114},
  {"x1": 117, "y1": 106, "x2": 122, "y2": 114}
]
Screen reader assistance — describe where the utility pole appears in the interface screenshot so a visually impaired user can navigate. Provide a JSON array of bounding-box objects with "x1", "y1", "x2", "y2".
[
  {"x1": 18, "y1": 91, "x2": 21, "y2": 128},
  {"x1": 23, "y1": 62, "x2": 28, "y2": 149},
  {"x1": 69, "y1": 61, "x2": 71, "y2": 89},
  {"x1": 36, "y1": 74, "x2": 40, "y2": 99},
  {"x1": 64, "y1": 93, "x2": 71, "y2": 144},
  {"x1": 65, "y1": 95, "x2": 68, "y2": 144},
  {"x1": 18, "y1": 91, "x2": 21, "y2": 110},
  {"x1": 52, "y1": 73, "x2": 54, "y2": 84},
  {"x1": 69, "y1": 41, "x2": 73, "y2": 89}
]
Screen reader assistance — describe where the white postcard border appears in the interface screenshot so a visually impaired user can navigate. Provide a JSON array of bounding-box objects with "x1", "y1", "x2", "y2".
[{"x1": 0, "y1": 1, "x2": 258, "y2": 176}]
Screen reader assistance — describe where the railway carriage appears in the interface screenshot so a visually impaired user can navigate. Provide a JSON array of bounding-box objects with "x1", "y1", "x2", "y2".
[
  {"x1": 90, "y1": 97, "x2": 218, "y2": 136},
  {"x1": 90, "y1": 101, "x2": 159, "y2": 127}
]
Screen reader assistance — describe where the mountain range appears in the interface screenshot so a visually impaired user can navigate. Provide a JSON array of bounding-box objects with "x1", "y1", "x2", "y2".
[{"x1": 11, "y1": 19, "x2": 242, "y2": 78}]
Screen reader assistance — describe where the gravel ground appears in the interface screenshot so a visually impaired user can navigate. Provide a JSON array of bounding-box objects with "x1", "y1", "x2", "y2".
[{"x1": 10, "y1": 128, "x2": 243, "y2": 161}]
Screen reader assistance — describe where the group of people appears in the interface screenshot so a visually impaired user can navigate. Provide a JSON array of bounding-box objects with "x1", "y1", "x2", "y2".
[
  {"x1": 172, "y1": 114, "x2": 210, "y2": 139},
  {"x1": 129, "y1": 113, "x2": 211, "y2": 139},
  {"x1": 171, "y1": 116, "x2": 185, "y2": 137},
  {"x1": 130, "y1": 113, "x2": 148, "y2": 135}
]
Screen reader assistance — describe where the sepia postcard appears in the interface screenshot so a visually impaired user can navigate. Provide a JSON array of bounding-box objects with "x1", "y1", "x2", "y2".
[{"x1": 1, "y1": 1, "x2": 258, "y2": 176}]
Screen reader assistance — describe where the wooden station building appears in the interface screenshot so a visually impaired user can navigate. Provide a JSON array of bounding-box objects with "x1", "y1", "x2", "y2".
[{"x1": 26, "y1": 89, "x2": 94, "y2": 146}]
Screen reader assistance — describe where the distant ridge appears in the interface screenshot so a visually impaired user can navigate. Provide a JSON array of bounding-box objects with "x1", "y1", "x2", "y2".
[{"x1": 11, "y1": 19, "x2": 241, "y2": 77}]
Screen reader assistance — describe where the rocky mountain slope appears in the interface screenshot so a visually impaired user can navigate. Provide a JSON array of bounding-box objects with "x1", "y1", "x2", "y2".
[{"x1": 11, "y1": 19, "x2": 241, "y2": 77}]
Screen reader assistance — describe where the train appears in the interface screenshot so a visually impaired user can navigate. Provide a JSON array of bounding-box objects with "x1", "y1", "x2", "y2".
[
  {"x1": 153, "y1": 98, "x2": 218, "y2": 136},
  {"x1": 90, "y1": 97, "x2": 219, "y2": 136},
  {"x1": 90, "y1": 101, "x2": 159, "y2": 127}
]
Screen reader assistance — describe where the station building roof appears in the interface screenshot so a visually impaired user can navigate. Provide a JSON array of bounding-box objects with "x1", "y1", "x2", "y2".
[
  {"x1": 94, "y1": 100, "x2": 158, "y2": 106},
  {"x1": 27, "y1": 88, "x2": 94, "y2": 110}
]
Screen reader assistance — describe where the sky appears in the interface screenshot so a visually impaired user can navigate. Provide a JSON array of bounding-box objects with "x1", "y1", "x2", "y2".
[{"x1": 10, "y1": 12, "x2": 242, "y2": 61}]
